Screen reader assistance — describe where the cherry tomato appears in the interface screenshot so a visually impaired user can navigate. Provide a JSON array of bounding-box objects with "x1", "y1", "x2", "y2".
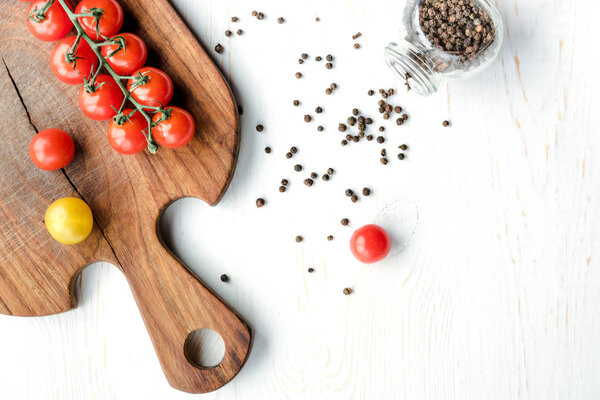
[
  {"x1": 29, "y1": 128, "x2": 75, "y2": 171},
  {"x1": 107, "y1": 110, "x2": 148, "y2": 155},
  {"x1": 45, "y1": 197, "x2": 93, "y2": 245},
  {"x1": 151, "y1": 107, "x2": 195, "y2": 149},
  {"x1": 101, "y1": 32, "x2": 147, "y2": 75},
  {"x1": 350, "y1": 224, "x2": 391, "y2": 264},
  {"x1": 127, "y1": 67, "x2": 174, "y2": 108},
  {"x1": 78, "y1": 75, "x2": 124, "y2": 121},
  {"x1": 75, "y1": 0, "x2": 123, "y2": 41},
  {"x1": 49, "y1": 36, "x2": 97, "y2": 85},
  {"x1": 26, "y1": 0, "x2": 72, "y2": 42}
]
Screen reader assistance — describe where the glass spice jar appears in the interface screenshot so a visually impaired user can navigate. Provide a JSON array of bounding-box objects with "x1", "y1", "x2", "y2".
[{"x1": 384, "y1": 0, "x2": 504, "y2": 95}]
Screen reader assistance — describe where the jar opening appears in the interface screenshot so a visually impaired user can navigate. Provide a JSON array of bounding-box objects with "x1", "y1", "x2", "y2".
[{"x1": 385, "y1": 42, "x2": 437, "y2": 96}]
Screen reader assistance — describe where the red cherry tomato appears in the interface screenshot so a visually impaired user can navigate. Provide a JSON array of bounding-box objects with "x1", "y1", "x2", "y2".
[
  {"x1": 151, "y1": 107, "x2": 195, "y2": 149},
  {"x1": 101, "y1": 32, "x2": 147, "y2": 76},
  {"x1": 29, "y1": 128, "x2": 75, "y2": 171},
  {"x1": 350, "y1": 224, "x2": 391, "y2": 264},
  {"x1": 75, "y1": 0, "x2": 123, "y2": 40},
  {"x1": 79, "y1": 75, "x2": 125, "y2": 121},
  {"x1": 127, "y1": 67, "x2": 174, "y2": 108},
  {"x1": 26, "y1": 0, "x2": 72, "y2": 42},
  {"x1": 49, "y1": 36, "x2": 97, "y2": 85},
  {"x1": 107, "y1": 110, "x2": 148, "y2": 155}
]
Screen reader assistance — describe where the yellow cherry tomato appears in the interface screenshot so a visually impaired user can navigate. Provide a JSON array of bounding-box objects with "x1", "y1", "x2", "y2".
[{"x1": 45, "y1": 197, "x2": 93, "y2": 245}]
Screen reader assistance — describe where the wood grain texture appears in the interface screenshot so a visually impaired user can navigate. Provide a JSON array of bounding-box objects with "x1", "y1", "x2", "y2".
[
  {"x1": 0, "y1": 0, "x2": 251, "y2": 394},
  {"x1": 1, "y1": 0, "x2": 599, "y2": 398}
]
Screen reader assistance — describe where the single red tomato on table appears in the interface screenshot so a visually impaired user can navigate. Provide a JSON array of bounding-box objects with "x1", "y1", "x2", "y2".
[
  {"x1": 79, "y1": 74, "x2": 125, "y2": 121},
  {"x1": 350, "y1": 224, "x2": 391, "y2": 264},
  {"x1": 26, "y1": 0, "x2": 72, "y2": 42},
  {"x1": 29, "y1": 128, "x2": 75, "y2": 171},
  {"x1": 50, "y1": 36, "x2": 97, "y2": 85},
  {"x1": 101, "y1": 32, "x2": 147, "y2": 75},
  {"x1": 107, "y1": 110, "x2": 148, "y2": 155},
  {"x1": 127, "y1": 67, "x2": 174, "y2": 108},
  {"x1": 75, "y1": 0, "x2": 123, "y2": 40},
  {"x1": 151, "y1": 107, "x2": 195, "y2": 149}
]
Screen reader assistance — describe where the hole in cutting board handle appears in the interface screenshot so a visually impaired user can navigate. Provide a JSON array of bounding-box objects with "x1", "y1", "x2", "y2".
[{"x1": 184, "y1": 329, "x2": 226, "y2": 369}]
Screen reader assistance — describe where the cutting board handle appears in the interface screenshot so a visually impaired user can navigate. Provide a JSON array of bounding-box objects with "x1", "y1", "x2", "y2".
[{"x1": 119, "y1": 228, "x2": 252, "y2": 393}]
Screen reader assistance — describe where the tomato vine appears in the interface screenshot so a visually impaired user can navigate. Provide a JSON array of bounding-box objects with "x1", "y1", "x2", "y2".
[{"x1": 36, "y1": 0, "x2": 164, "y2": 153}]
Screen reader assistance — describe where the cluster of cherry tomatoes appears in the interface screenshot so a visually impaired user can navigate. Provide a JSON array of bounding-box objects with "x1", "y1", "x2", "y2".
[
  {"x1": 25, "y1": 0, "x2": 196, "y2": 158},
  {"x1": 23, "y1": 0, "x2": 197, "y2": 245}
]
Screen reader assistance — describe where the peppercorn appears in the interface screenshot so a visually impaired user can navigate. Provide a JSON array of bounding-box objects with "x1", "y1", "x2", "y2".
[
  {"x1": 338, "y1": 123, "x2": 347, "y2": 132},
  {"x1": 327, "y1": 235, "x2": 334, "y2": 241},
  {"x1": 317, "y1": 125, "x2": 324, "y2": 132},
  {"x1": 343, "y1": 287, "x2": 353, "y2": 295},
  {"x1": 279, "y1": 186, "x2": 286, "y2": 193},
  {"x1": 256, "y1": 198, "x2": 265, "y2": 208},
  {"x1": 304, "y1": 115, "x2": 312, "y2": 122},
  {"x1": 311, "y1": 172, "x2": 318, "y2": 179},
  {"x1": 295, "y1": 72, "x2": 302, "y2": 79},
  {"x1": 293, "y1": 100, "x2": 300, "y2": 106},
  {"x1": 315, "y1": 106, "x2": 323, "y2": 114},
  {"x1": 326, "y1": 62, "x2": 333, "y2": 69},
  {"x1": 368, "y1": 90, "x2": 375, "y2": 96},
  {"x1": 350, "y1": 194, "x2": 358, "y2": 203},
  {"x1": 294, "y1": 164, "x2": 303, "y2": 172},
  {"x1": 377, "y1": 136, "x2": 385, "y2": 143},
  {"x1": 264, "y1": 147, "x2": 271, "y2": 154},
  {"x1": 256, "y1": 124, "x2": 264, "y2": 132},
  {"x1": 304, "y1": 178, "x2": 314, "y2": 187},
  {"x1": 341, "y1": 218, "x2": 350, "y2": 226},
  {"x1": 325, "y1": 88, "x2": 333, "y2": 95},
  {"x1": 322, "y1": 174, "x2": 330, "y2": 181},
  {"x1": 214, "y1": 43, "x2": 223, "y2": 53},
  {"x1": 308, "y1": 268, "x2": 314, "y2": 273},
  {"x1": 296, "y1": 235, "x2": 303, "y2": 243},
  {"x1": 281, "y1": 179, "x2": 289, "y2": 186},
  {"x1": 225, "y1": 30, "x2": 232, "y2": 37},
  {"x1": 290, "y1": 146, "x2": 297, "y2": 154},
  {"x1": 443, "y1": 120, "x2": 450, "y2": 127},
  {"x1": 278, "y1": 17, "x2": 285, "y2": 24},
  {"x1": 345, "y1": 189, "x2": 354, "y2": 197},
  {"x1": 399, "y1": 144, "x2": 408, "y2": 150},
  {"x1": 237, "y1": 29, "x2": 244, "y2": 35},
  {"x1": 220, "y1": 274, "x2": 229, "y2": 282},
  {"x1": 380, "y1": 158, "x2": 388, "y2": 165},
  {"x1": 286, "y1": 152, "x2": 293, "y2": 159},
  {"x1": 398, "y1": 153, "x2": 405, "y2": 160},
  {"x1": 362, "y1": 188, "x2": 371, "y2": 196}
]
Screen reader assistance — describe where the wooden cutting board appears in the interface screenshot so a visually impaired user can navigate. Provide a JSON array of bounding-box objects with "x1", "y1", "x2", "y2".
[{"x1": 0, "y1": 0, "x2": 252, "y2": 394}]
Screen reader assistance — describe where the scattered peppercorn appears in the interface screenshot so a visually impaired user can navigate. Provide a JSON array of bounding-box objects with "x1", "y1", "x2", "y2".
[
  {"x1": 257, "y1": 12, "x2": 264, "y2": 20},
  {"x1": 341, "y1": 139, "x2": 348, "y2": 146},
  {"x1": 256, "y1": 198, "x2": 265, "y2": 208},
  {"x1": 315, "y1": 106, "x2": 323, "y2": 113},
  {"x1": 383, "y1": 113, "x2": 390, "y2": 120},
  {"x1": 293, "y1": 100, "x2": 300, "y2": 106},
  {"x1": 225, "y1": 30, "x2": 232, "y2": 37},
  {"x1": 381, "y1": 149, "x2": 387, "y2": 156},
  {"x1": 322, "y1": 174, "x2": 330, "y2": 181},
  {"x1": 281, "y1": 179, "x2": 288, "y2": 186},
  {"x1": 295, "y1": 72, "x2": 302, "y2": 79},
  {"x1": 214, "y1": 43, "x2": 223, "y2": 53},
  {"x1": 343, "y1": 287, "x2": 353, "y2": 295},
  {"x1": 231, "y1": 16, "x2": 239, "y2": 22},
  {"x1": 277, "y1": 17, "x2": 285, "y2": 24},
  {"x1": 345, "y1": 189, "x2": 353, "y2": 197},
  {"x1": 396, "y1": 118, "x2": 404, "y2": 126},
  {"x1": 264, "y1": 147, "x2": 271, "y2": 154},
  {"x1": 310, "y1": 172, "x2": 318, "y2": 179},
  {"x1": 315, "y1": 56, "x2": 322, "y2": 61},
  {"x1": 399, "y1": 144, "x2": 408, "y2": 150},
  {"x1": 294, "y1": 164, "x2": 303, "y2": 172},
  {"x1": 286, "y1": 152, "x2": 293, "y2": 159},
  {"x1": 256, "y1": 124, "x2": 264, "y2": 132},
  {"x1": 351, "y1": 194, "x2": 358, "y2": 203},
  {"x1": 379, "y1": 126, "x2": 385, "y2": 132},
  {"x1": 279, "y1": 186, "x2": 286, "y2": 193},
  {"x1": 237, "y1": 29, "x2": 244, "y2": 35},
  {"x1": 402, "y1": 114, "x2": 409, "y2": 121},
  {"x1": 362, "y1": 187, "x2": 371, "y2": 196},
  {"x1": 366, "y1": 135, "x2": 373, "y2": 141},
  {"x1": 368, "y1": 90, "x2": 375, "y2": 96},
  {"x1": 326, "y1": 62, "x2": 333, "y2": 69},
  {"x1": 290, "y1": 146, "x2": 297, "y2": 154},
  {"x1": 394, "y1": 106, "x2": 402, "y2": 113},
  {"x1": 353, "y1": 43, "x2": 361, "y2": 49},
  {"x1": 443, "y1": 120, "x2": 450, "y2": 127},
  {"x1": 377, "y1": 136, "x2": 385, "y2": 144},
  {"x1": 338, "y1": 123, "x2": 347, "y2": 132},
  {"x1": 398, "y1": 153, "x2": 405, "y2": 160},
  {"x1": 352, "y1": 32, "x2": 362, "y2": 40},
  {"x1": 380, "y1": 158, "x2": 388, "y2": 165},
  {"x1": 317, "y1": 125, "x2": 324, "y2": 132},
  {"x1": 327, "y1": 235, "x2": 334, "y2": 241},
  {"x1": 325, "y1": 88, "x2": 333, "y2": 95},
  {"x1": 341, "y1": 218, "x2": 350, "y2": 226},
  {"x1": 296, "y1": 235, "x2": 303, "y2": 243},
  {"x1": 220, "y1": 274, "x2": 229, "y2": 282},
  {"x1": 304, "y1": 115, "x2": 312, "y2": 122},
  {"x1": 301, "y1": 53, "x2": 309, "y2": 60},
  {"x1": 251, "y1": 10, "x2": 257, "y2": 16},
  {"x1": 308, "y1": 267, "x2": 314, "y2": 273},
  {"x1": 304, "y1": 178, "x2": 314, "y2": 187}
]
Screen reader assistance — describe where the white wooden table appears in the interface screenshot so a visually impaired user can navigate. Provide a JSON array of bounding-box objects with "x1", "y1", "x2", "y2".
[{"x1": 1, "y1": 0, "x2": 597, "y2": 398}]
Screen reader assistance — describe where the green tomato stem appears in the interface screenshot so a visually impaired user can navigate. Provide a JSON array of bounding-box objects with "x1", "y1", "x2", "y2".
[{"x1": 55, "y1": 0, "x2": 159, "y2": 154}]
